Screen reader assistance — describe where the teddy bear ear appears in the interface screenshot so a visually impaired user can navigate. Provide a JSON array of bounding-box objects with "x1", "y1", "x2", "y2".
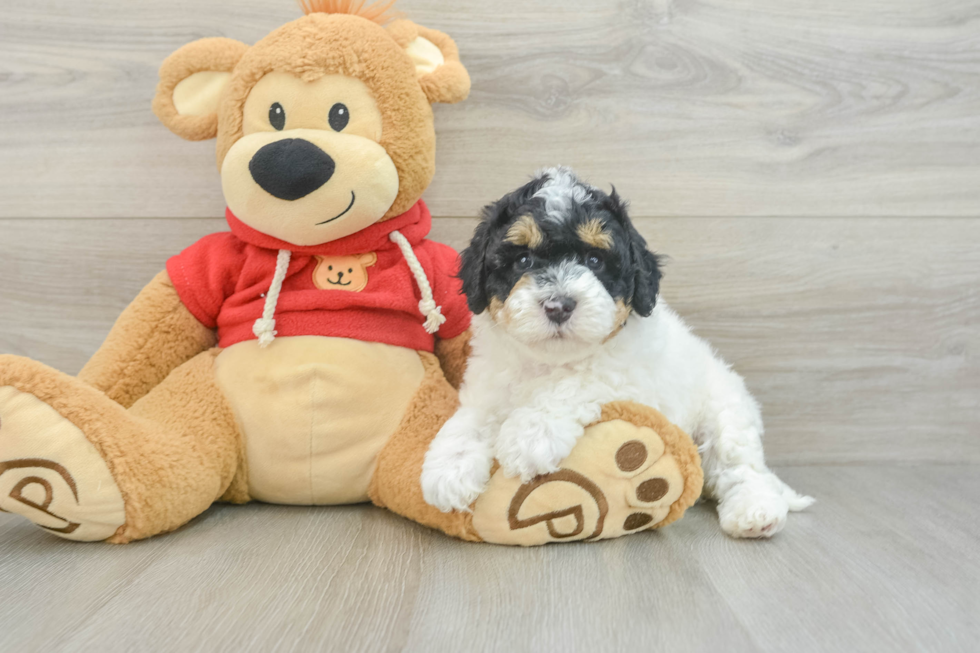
[
  {"x1": 387, "y1": 20, "x2": 471, "y2": 105},
  {"x1": 359, "y1": 252, "x2": 379, "y2": 267},
  {"x1": 152, "y1": 37, "x2": 250, "y2": 141}
]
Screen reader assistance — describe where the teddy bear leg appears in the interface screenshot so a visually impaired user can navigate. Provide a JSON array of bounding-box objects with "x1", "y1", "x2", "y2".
[
  {"x1": 0, "y1": 351, "x2": 244, "y2": 543},
  {"x1": 470, "y1": 401, "x2": 704, "y2": 545},
  {"x1": 369, "y1": 361, "x2": 704, "y2": 546},
  {"x1": 368, "y1": 352, "x2": 481, "y2": 542}
]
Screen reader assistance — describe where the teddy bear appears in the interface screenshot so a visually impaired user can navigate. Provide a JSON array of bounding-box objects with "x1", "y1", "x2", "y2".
[
  {"x1": 313, "y1": 252, "x2": 378, "y2": 291},
  {"x1": 0, "y1": 1, "x2": 703, "y2": 546}
]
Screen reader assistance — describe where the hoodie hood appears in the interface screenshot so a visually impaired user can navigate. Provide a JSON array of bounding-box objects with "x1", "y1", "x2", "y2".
[{"x1": 225, "y1": 199, "x2": 432, "y2": 255}]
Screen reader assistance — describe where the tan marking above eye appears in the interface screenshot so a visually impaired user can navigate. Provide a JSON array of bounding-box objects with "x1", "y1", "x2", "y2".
[
  {"x1": 576, "y1": 218, "x2": 613, "y2": 250},
  {"x1": 505, "y1": 215, "x2": 544, "y2": 248}
]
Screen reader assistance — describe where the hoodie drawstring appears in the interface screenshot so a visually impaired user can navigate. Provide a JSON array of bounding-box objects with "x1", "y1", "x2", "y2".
[
  {"x1": 251, "y1": 232, "x2": 444, "y2": 348},
  {"x1": 388, "y1": 230, "x2": 446, "y2": 335},
  {"x1": 253, "y1": 248, "x2": 292, "y2": 348}
]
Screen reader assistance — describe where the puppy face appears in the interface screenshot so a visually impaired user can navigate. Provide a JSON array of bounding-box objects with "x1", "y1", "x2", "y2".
[{"x1": 460, "y1": 167, "x2": 662, "y2": 356}]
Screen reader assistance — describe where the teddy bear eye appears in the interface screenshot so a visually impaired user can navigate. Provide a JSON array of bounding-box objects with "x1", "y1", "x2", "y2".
[
  {"x1": 328, "y1": 103, "x2": 350, "y2": 131},
  {"x1": 269, "y1": 103, "x2": 286, "y2": 131}
]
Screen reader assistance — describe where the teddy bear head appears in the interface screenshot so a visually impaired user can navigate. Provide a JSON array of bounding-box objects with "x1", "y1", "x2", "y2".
[{"x1": 152, "y1": 0, "x2": 470, "y2": 247}]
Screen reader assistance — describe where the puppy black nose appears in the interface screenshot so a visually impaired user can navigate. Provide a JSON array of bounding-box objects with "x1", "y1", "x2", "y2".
[
  {"x1": 543, "y1": 297, "x2": 577, "y2": 325},
  {"x1": 249, "y1": 139, "x2": 336, "y2": 201}
]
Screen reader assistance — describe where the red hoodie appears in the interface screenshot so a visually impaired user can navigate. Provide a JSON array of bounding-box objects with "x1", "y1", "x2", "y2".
[{"x1": 166, "y1": 200, "x2": 471, "y2": 352}]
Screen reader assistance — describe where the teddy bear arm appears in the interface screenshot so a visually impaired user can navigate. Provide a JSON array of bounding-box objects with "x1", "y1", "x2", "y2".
[
  {"x1": 78, "y1": 270, "x2": 217, "y2": 408},
  {"x1": 434, "y1": 329, "x2": 472, "y2": 390}
]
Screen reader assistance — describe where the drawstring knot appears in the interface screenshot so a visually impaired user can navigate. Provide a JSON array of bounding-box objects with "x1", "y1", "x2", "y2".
[
  {"x1": 418, "y1": 297, "x2": 446, "y2": 334},
  {"x1": 252, "y1": 248, "x2": 292, "y2": 348}
]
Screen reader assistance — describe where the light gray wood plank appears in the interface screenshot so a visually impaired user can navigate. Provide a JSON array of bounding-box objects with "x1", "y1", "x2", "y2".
[
  {"x1": 57, "y1": 507, "x2": 426, "y2": 653},
  {"x1": 0, "y1": 218, "x2": 223, "y2": 374},
  {"x1": 648, "y1": 217, "x2": 980, "y2": 465},
  {"x1": 1, "y1": 216, "x2": 977, "y2": 465},
  {"x1": 401, "y1": 517, "x2": 759, "y2": 653},
  {"x1": 1, "y1": 0, "x2": 979, "y2": 218},
  {"x1": 670, "y1": 465, "x2": 980, "y2": 653},
  {"x1": 0, "y1": 466, "x2": 976, "y2": 652}
]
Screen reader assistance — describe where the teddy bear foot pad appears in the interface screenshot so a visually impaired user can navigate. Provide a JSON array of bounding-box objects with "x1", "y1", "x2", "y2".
[
  {"x1": 471, "y1": 402, "x2": 703, "y2": 546},
  {"x1": 0, "y1": 384, "x2": 125, "y2": 542}
]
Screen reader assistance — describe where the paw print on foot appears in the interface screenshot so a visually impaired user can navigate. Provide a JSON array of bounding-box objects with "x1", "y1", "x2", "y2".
[
  {"x1": 606, "y1": 426, "x2": 687, "y2": 537},
  {"x1": 0, "y1": 386, "x2": 125, "y2": 541},
  {"x1": 470, "y1": 408, "x2": 702, "y2": 546}
]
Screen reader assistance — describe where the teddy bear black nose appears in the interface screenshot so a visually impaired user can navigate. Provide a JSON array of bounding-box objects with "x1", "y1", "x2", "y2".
[{"x1": 249, "y1": 138, "x2": 336, "y2": 201}]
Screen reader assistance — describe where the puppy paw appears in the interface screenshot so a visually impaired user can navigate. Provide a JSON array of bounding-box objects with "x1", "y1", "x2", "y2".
[
  {"x1": 497, "y1": 411, "x2": 583, "y2": 482},
  {"x1": 421, "y1": 432, "x2": 493, "y2": 513},
  {"x1": 717, "y1": 484, "x2": 789, "y2": 539}
]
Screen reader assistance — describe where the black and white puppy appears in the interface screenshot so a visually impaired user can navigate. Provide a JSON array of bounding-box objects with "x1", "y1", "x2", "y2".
[{"x1": 422, "y1": 167, "x2": 813, "y2": 538}]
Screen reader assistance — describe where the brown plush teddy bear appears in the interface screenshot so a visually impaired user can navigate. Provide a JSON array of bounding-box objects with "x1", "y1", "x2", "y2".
[{"x1": 0, "y1": 1, "x2": 703, "y2": 545}]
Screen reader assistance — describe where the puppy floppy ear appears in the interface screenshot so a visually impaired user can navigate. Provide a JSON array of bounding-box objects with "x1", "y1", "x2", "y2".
[
  {"x1": 630, "y1": 239, "x2": 663, "y2": 317},
  {"x1": 153, "y1": 37, "x2": 249, "y2": 141},
  {"x1": 458, "y1": 213, "x2": 494, "y2": 314},
  {"x1": 387, "y1": 20, "x2": 471, "y2": 104},
  {"x1": 608, "y1": 188, "x2": 662, "y2": 317}
]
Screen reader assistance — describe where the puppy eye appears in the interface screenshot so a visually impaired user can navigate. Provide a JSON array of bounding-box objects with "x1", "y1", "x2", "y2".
[
  {"x1": 269, "y1": 103, "x2": 286, "y2": 131},
  {"x1": 328, "y1": 103, "x2": 350, "y2": 131},
  {"x1": 514, "y1": 253, "x2": 534, "y2": 271},
  {"x1": 585, "y1": 252, "x2": 604, "y2": 270}
]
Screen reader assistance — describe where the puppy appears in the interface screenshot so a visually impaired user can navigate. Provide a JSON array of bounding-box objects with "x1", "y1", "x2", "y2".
[{"x1": 422, "y1": 167, "x2": 813, "y2": 538}]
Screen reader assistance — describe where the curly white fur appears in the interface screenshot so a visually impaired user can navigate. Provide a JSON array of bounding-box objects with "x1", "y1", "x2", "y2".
[{"x1": 422, "y1": 302, "x2": 814, "y2": 539}]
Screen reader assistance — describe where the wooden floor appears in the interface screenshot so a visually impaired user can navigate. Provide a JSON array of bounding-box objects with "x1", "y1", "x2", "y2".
[
  {"x1": 2, "y1": 0, "x2": 979, "y2": 651},
  {"x1": 1, "y1": 465, "x2": 976, "y2": 652}
]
